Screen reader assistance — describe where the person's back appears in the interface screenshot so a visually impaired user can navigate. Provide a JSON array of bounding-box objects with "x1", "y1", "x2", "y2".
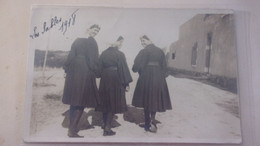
[
  {"x1": 96, "y1": 37, "x2": 132, "y2": 136},
  {"x1": 145, "y1": 45, "x2": 164, "y2": 63},
  {"x1": 132, "y1": 35, "x2": 172, "y2": 133},
  {"x1": 62, "y1": 24, "x2": 101, "y2": 138},
  {"x1": 99, "y1": 47, "x2": 119, "y2": 68}
]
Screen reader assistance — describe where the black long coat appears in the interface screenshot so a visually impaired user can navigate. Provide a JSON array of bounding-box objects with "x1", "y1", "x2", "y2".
[
  {"x1": 95, "y1": 47, "x2": 133, "y2": 114},
  {"x1": 62, "y1": 37, "x2": 100, "y2": 107},
  {"x1": 132, "y1": 44, "x2": 172, "y2": 112}
]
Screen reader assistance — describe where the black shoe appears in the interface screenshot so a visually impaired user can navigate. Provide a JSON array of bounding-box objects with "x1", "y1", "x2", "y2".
[
  {"x1": 68, "y1": 131, "x2": 84, "y2": 138},
  {"x1": 150, "y1": 123, "x2": 157, "y2": 133},
  {"x1": 145, "y1": 123, "x2": 157, "y2": 133},
  {"x1": 138, "y1": 122, "x2": 145, "y2": 128},
  {"x1": 103, "y1": 130, "x2": 116, "y2": 136}
]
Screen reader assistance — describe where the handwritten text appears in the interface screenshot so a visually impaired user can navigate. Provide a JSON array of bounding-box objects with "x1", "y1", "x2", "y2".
[{"x1": 29, "y1": 9, "x2": 79, "y2": 39}]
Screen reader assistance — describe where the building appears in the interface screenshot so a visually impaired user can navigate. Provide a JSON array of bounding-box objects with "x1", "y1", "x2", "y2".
[{"x1": 168, "y1": 14, "x2": 237, "y2": 92}]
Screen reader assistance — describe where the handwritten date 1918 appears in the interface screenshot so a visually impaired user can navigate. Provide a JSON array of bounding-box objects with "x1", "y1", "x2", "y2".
[
  {"x1": 59, "y1": 9, "x2": 78, "y2": 35},
  {"x1": 29, "y1": 9, "x2": 79, "y2": 39}
]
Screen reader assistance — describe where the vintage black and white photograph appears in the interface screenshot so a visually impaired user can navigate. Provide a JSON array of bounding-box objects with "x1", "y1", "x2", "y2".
[{"x1": 25, "y1": 6, "x2": 241, "y2": 143}]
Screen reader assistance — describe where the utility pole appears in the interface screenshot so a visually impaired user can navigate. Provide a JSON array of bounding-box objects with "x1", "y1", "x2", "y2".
[
  {"x1": 42, "y1": 43, "x2": 49, "y2": 84},
  {"x1": 42, "y1": 17, "x2": 51, "y2": 84}
]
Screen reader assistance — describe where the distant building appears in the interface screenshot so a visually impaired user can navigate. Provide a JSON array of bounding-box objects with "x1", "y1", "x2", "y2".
[{"x1": 168, "y1": 14, "x2": 237, "y2": 92}]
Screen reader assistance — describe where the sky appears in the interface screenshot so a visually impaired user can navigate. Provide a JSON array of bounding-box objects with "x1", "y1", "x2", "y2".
[{"x1": 29, "y1": 6, "x2": 231, "y2": 62}]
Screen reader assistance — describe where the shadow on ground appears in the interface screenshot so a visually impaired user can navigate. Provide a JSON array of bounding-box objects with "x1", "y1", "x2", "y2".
[
  {"x1": 61, "y1": 109, "x2": 120, "y2": 130},
  {"x1": 215, "y1": 98, "x2": 240, "y2": 118},
  {"x1": 123, "y1": 106, "x2": 161, "y2": 125},
  {"x1": 123, "y1": 106, "x2": 144, "y2": 125},
  {"x1": 61, "y1": 105, "x2": 161, "y2": 130}
]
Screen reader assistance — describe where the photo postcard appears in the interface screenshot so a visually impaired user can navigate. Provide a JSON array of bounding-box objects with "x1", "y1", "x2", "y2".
[{"x1": 25, "y1": 6, "x2": 241, "y2": 144}]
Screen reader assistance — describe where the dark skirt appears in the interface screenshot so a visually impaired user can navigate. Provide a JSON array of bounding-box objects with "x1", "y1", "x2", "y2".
[
  {"x1": 62, "y1": 56, "x2": 99, "y2": 107},
  {"x1": 96, "y1": 68, "x2": 127, "y2": 114},
  {"x1": 132, "y1": 66, "x2": 172, "y2": 112}
]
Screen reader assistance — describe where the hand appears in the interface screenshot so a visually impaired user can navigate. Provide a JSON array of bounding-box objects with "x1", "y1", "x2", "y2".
[{"x1": 125, "y1": 85, "x2": 130, "y2": 92}]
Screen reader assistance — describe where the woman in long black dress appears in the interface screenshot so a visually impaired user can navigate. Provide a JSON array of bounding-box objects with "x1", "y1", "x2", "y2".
[
  {"x1": 132, "y1": 35, "x2": 172, "y2": 133},
  {"x1": 96, "y1": 36, "x2": 133, "y2": 136},
  {"x1": 62, "y1": 24, "x2": 101, "y2": 137}
]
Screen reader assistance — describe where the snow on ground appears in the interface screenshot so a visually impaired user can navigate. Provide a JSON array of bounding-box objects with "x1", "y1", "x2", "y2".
[{"x1": 26, "y1": 68, "x2": 241, "y2": 143}]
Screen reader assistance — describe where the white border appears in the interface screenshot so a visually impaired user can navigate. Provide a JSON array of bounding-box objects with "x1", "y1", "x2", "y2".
[{"x1": 23, "y1": 4, "x2": 251, "y2": 146}]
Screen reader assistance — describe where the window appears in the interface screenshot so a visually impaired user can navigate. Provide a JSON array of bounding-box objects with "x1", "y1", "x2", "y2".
[
  {"x1": 191, "y1": 42, "x2": 198, "y2": 66},
  {"x1": 205, "y1": 33, "x2": 212, "y2": 70},
  {"x1": 172, "y1": 52, "x2": 175, "y2": 60}
]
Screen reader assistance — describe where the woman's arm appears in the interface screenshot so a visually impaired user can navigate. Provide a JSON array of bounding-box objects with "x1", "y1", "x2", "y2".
[
  {"x1": 63, "y1": 39, "x2": 77, "y2": 73},
  {"x1": 132, "y1": 49, "x2": 147, "y2": 74}
]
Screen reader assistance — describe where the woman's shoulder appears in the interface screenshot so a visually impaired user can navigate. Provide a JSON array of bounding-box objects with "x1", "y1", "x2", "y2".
[
  {"x1": 87, "y1": 36, "x2": 95, "y2": 40},
  {"x1": 149, "y1": 44, "x2": 161, "y2": 49},
  {"x1": 75, "y1": 37, "x2": 96, "y2": 43},
  {"x1": 135, "y1": 48, "x2": 148, "y2": 57},
  {"x1": 117, "y1": 49, "x2": 125, "y2": 55},
  {"x1": 73, "y1": 37, "x2": 88, "y2": 42},
  {"x1": 148, "y1": 44, "x2": 163, "y2": 52},
  {"x1": 101, "y1": 47, "x2": 114, "y2": 55}
]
